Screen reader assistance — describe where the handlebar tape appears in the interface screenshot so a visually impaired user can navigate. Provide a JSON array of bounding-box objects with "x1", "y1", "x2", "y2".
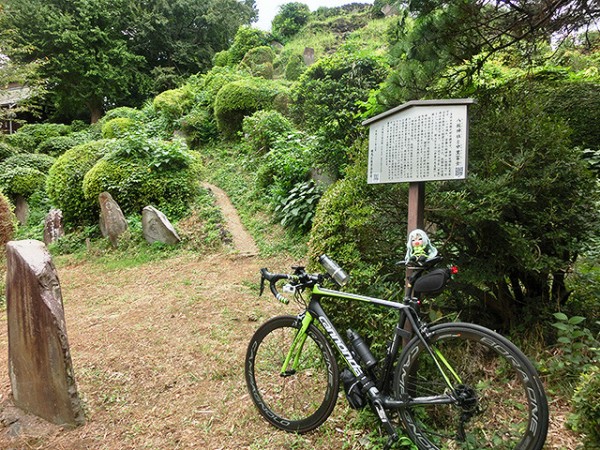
[{"x1": 260, "y1": 268, "x2": 290, "y2": 304}]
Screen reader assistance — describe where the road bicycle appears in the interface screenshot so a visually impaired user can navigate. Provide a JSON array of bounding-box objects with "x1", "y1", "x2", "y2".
[{"x1": 245, "y1": 254, "x2": 549, "y2": 450}]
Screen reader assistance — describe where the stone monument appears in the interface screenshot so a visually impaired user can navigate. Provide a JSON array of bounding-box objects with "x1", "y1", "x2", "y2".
[
  {"x1": 99, "y1": 192, "x2": 128, "y2": 247},
  {"x1": 5, "y1": 240, "x2": 84, "y2": 427},
  {"x1": 142, "y1": 206, "x2": 181, "y2": 245},
  {"x1": 43, "y1": 208, "x2": 65, "y2": 245}
]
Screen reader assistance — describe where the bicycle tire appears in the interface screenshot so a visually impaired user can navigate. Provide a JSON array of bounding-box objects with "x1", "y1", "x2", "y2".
[
  {"x1": 245, "y1": 315, "x2": 339, "y2": 433},
  {"x1": 394, "y1": 322, "x2": 549, "y2": 450}
]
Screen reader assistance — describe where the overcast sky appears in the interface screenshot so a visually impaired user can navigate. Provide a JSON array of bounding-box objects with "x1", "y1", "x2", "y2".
[{"x1": 253, "y1": 0, "x2": 375, "y2": 31}]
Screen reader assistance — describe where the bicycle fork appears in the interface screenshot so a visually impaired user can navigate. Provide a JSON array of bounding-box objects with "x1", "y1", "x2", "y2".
[{"x1": 284, "y1": 311, "x2": 400, "y2": 449}]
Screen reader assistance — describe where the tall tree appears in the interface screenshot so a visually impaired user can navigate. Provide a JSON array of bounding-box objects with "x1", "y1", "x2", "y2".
[
  {"x1": 383, "y1": 0, "x2": 600, "y2": 100},
  {"x1": 0, "y1": 0, "x2": 257, "y2": 122}
]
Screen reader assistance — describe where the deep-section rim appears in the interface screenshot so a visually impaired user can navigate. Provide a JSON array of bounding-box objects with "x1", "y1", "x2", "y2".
[
  {"x1": 245, "y1": 315, "x2": 339, "y2": 433},
  {"x1": 394, "y1": 322, "x2": 549, "y2": 450}
]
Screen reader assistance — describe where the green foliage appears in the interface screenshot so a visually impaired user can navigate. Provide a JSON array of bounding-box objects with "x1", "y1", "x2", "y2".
[
  {"x1": 256, "y1": 131, "x2": 313, "y2": 197},
  {"x1": 101, "y1": 118, "x2": 137, "y2": 139},
  {"x1": 0, "y1": 0, "x2": 148, "y2": 121},
  {"x1": 569, "y1": 365, "x2": 600, "y2": 448},
  {"x1": 5, "y1": 123, "x2": 72, "y2": 153},
  {"x1": 99, "y1": 106, "x2": 146, "y2": 124},
  {"x1": 46, "y1": 140, "x2": 111, "y2": 226},
  {"x1": 0, "y1": 191, "x2": 15, "y2": 247},
  {"x1": 152, "y1": 87, "x2": 194, "y2": 122},
  {"x1": 82, "y1": 136, "x2": 202, "y2": 218},
  {"x1": 214, "y1": 78, "x2": 291, "y2": 139},
  {"x1": 0, "y1": 153, "x2": 55, "y2": 173},
  {"x1": 274, "y1": 180, "x2": 323, "y2": 232},
  {"x1": 239, "y1": 46, "x2": 276, "y2": 79},
  {"x1": 0, "y1": 142, "x2": 17, "y2": 161},
  {"x1": 292, "y1": 51, "x2": 389, "y2": 176},
  {"x1": 4, "y1": 131, "x2": 36, "y2": 153},
  {"x1": 241, "y1": 110, "x2": 294, "y2": 154},
  {"x1": 284, "y1": 54, "x2": 306, "y2": 81},
  {"x1": 545, "y1": 313, "x2": 600, "y2": 386},
  {"x1": 36, "y1": 135, "x2": 80, "y2": 157},
  {"x1": 426, "y1": 84, "x2": 600, "y2": 328},
  {"x1": 0, "y1": 166, "x2": 46, "y2": 198},
  {"x1": 227, "y1": 26, "x2": 271, "y2": 64},
  {"x1": 180, "y1": 107, "x2": 219, "y2": 147},
  {"x1": 272, "y1": 2, "x2": 311, "y2": 41}
]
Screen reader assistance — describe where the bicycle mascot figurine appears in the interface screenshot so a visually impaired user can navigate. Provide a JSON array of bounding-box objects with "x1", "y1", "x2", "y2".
[{"x1": 245, "y1": 231, "x2": 549, "y2": 450}]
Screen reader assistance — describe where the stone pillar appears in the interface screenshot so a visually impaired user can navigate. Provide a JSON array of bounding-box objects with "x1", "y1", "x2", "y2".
[
  {"x1": 6, "y1": 240, "x2": 84, "y2": 427},
  {"x1": 43, "y1": 209, "x2": 65, "y2": 245},
  {"x1": 99, "y1": 192, "x2": 128, "y2": 247}
]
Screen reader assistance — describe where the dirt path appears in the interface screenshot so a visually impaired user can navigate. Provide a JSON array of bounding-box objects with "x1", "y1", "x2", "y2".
[{"x1": 202, "y1": 182, "x2": 259, "y2": 257}]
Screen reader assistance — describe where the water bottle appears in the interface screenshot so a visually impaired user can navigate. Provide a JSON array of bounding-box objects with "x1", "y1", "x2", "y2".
[
  {"x1": 347, "y1": 329, "x2": 377, "y2": 369},
  {"x1": 319, "y1": 254, "x2": 349, "y2": 286}
]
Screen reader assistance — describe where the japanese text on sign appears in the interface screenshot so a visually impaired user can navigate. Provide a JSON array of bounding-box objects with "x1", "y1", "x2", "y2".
[{"x1": 364, "y1": 101, "x2": 471, "y2": 184}]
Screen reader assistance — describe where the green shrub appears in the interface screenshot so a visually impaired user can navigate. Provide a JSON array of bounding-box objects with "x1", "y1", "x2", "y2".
[
  {"x1": 284, "y1": 54, "x2": 306, "y2": 81},
  {"x1": 101, "y1": 117, "x2": 137, "y2": 139},
  {"x1": 570, "y1": 365, "x2": 600, "y2": 447},
  {"x1": 214, "y1": 78, "x2": 291, "y2": 138},
  {"x1": 0, "y1": 166, "x2": 46, "y2": 198},
  {"x1": 6, "y1": 123, "x2": 71, "y2": 152},
  {"x1": 240, "y1": 46, "x2": 276, "y2": 79},
  {"x1": 200, "y1": 66, "x2": 248, "y2": 108},
  {"x1": 4, "y1": 132, "x2": 36, "y2": 153},
  {"x1": 0, "y1": 153, "x2": 56, "y2": 174},
  {"x1": 228, "y1": 26, "x2": 271, "y2": 64},
  {"x1": 0, "y1": 141, "x2": 17, "y2": 161},
  {"x1": 545, "y1": 313, "x2": 600, "y2": 386},
  {"x1": 256, "y1": 131, "x2": 314, "y2": 196},
  {"x1": 82, "y1": 136, "x2": 202, "y2": 219},
  {"x1": 241, "y1": 110, "x2": 294, "y2": 154},
  {"x1": 46, "y1": 140, "x2": 111, "y2": 226},
  {"x1": 0, "y1": 191, "x2": 15, "y2": 247},
  {"x1": 212, "y1": 50, "x2": 232, "y2": 67},
  {"x1": 152, "y1": 87, "x2": 194, "y2": 122},
  {"x1": 180, "y1": 107, "x2": 219, "y2": 147},
  {"x1": 292, "y1": 51, "x2": 389, "y2": 175},
  {"x1": 275, "y1": 180, "x2": 323, "y2": 232},
  {"x1": 36, "y1": 135, "x2": 79, "y2": 157},
  {"x1": 99, "y1": 106, "x2": 146, "y2": 124}
]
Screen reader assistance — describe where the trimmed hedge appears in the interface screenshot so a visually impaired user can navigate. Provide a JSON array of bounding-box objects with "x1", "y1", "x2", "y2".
[
  {"x1": 37, "y1": 135, "x2": 80, "y2": 157},
  {"x1": 101, "y1": 117, "x2": 137, "y2": 139},
  {"x1": 0, "y1": 153, "x2": 56, "y2": 174},
  {"x1": 5, "y1": 123, "x2": 71, "y2": 152},
  {"x1": 82, "y1": 137, "x2": 203, "y2": 219},
  {"x1": 214, "y1": 78, "x2": 291, "y2": 138},
  {"x1": 46, "y1": 140, "x2": 111, "y2": 226},
  {"x1": 0, "y1": 166, "x2": 47, "y2": 198}
]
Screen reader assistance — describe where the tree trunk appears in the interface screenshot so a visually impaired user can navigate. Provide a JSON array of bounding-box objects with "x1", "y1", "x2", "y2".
[{"x1": 88, "y1": 98, "x2": 103, "y2": 124}]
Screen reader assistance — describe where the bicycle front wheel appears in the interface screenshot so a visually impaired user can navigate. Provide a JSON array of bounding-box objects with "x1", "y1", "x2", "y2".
[
  {"x1": 245, "y1": 315, "x2": 339, "y2": 433},
  {"x1": 394, "y1": 323, "x2": 548, "y2": 450}
]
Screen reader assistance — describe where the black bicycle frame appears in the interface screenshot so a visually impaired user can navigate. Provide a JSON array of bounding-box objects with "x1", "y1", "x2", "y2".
[{"x1": 295, "y1": 284, "x2": 459, "y2": 408}]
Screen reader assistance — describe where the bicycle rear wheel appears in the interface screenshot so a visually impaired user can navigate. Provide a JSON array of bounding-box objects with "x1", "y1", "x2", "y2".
[
  {"x1": 245, "y1": 315, "x2": 339, "y2": 433},
  {"x1": 394, "y1": 323, "x2": 548, "y2": 450}
]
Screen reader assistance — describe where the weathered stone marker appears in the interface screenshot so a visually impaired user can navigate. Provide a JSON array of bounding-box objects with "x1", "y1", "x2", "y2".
[
  {"x1": 6, "y1": 240, "x2": 84, "y2": 427},
  {"x1": 99, "y1": 192, "x2": 128, "y2": 247},
  {"x1": 43, "y1": 208, "x2": 65, "y2": 245},
  {"x1": 142, "y1": 205, "x2": 181, "y2": 245}
]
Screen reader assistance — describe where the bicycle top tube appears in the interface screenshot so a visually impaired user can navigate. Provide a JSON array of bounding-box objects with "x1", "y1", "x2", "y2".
[{"x1": 312, "y1": 285, "x2": 409, "y2": 311}]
